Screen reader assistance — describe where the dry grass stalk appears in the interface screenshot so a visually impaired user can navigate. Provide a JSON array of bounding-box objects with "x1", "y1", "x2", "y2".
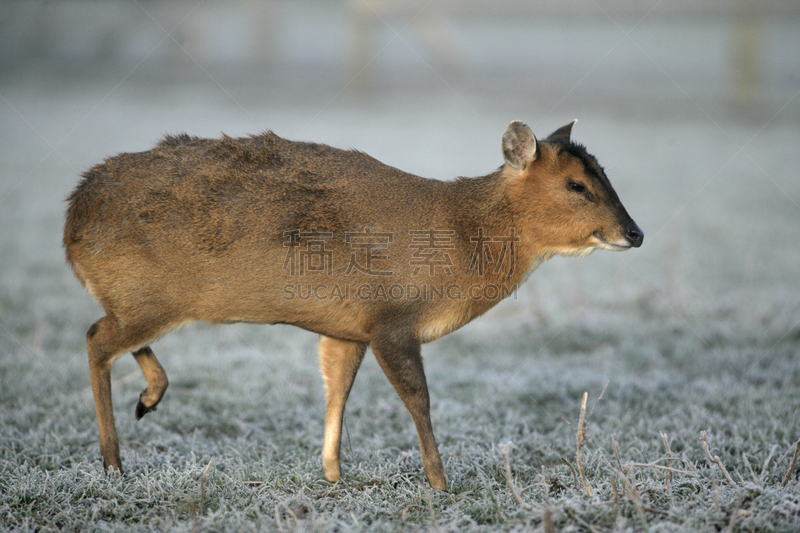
[
  {"x1": 555, "y1": 478, "x2": 577, "y2": 496},
  {"x1": 626, "y1": 463, "x2": 698, "y2": 477},
  {"x1": 611, "y1": 435, "x2": 623, "y2": 471},
  {"x1": 780, "y1": 438, "x2": 800, "y2": 488},
  {"x1": 576, "y1": 391, "x2": 593, "y2": 498},
  {"x1": 189, "y1": 457, "x2": 215, "y2": 533},
  {"x1": 630, "y1": 455, "x2": 698, "y2": 469},
  {"x1": 200, "y1": 458, "x2": 213, "y2": 515},
  {"x1": 499, "y1": 443, "x2": 532, "y2": 511},
  {"x1": 661, "y1": 433, "x2": 672, "y2": 495},
  {"x1": 560, "y1": 386, "x2": 606, "y2": 498},
  {"x1": 609, "y1": 437, "x2": 646, "y2": 510},
  {"x1": 619, "y1": 467, "x2": 645, "y2": 517},
  {"x1": 561, "y1": 457, "x2": 579, "y2": 491},
  {"x1": 605, "y1": 434, "x2": 699, "y2": 509},
  {"x1": 599, "y1": 446, "x2": 647, "y2": 526},
  {"x1": 701, "y1": 431, "x2": 736, "y2": 486},
  {"x1": 588, "y1": 380, "x2": 609, "y2": 419}
]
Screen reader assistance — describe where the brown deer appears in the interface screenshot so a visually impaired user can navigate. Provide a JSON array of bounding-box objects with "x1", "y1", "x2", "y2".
[{"x1": 64, "y1": 120, "x2": 642, "y2": 490}]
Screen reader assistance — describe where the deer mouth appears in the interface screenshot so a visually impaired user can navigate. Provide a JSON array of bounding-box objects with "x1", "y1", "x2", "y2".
[{"x1": 591, "y1": 231, "x2": 633, "y2": 251}]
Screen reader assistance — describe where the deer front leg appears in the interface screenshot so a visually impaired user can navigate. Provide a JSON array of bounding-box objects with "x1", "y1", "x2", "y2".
[
  {"x1": 133, "y1": 346, "x2": 169, "y2": 420},
  {"x1": 370, "y1": 332, "x2": 447, "y2": 490},
  {"x1": 318, "y1": 335, "x2": 367, "y2": 482}
]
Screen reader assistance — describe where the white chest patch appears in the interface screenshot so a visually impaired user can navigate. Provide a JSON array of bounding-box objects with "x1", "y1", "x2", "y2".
[{"x1": 418, "y1": 311, "x2": 470, "y2": 343}]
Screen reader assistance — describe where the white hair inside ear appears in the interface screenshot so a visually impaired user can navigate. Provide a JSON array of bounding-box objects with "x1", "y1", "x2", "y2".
[{"x1": 502, "y1": 121, "x2": 538, "y2": 170}]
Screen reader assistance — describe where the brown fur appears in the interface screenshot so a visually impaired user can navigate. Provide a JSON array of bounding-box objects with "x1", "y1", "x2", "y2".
[{"x1": 64, "y1": 121, "x2": 642, "y2": 490}]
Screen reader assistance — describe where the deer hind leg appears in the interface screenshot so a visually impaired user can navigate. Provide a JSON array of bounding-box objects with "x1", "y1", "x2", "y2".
[
  {"x1": 370, "y1": 331, "x2": 447, "y2": 490},
  {"x1": 133, "y1": 346, "x2": 168, "y2": 420},
  {"x1": 86, "y1": 314, "x2": 171, "y2": 473},
  {"x1": 318, "y1": 335, "x2": 367, "y2": 482}
]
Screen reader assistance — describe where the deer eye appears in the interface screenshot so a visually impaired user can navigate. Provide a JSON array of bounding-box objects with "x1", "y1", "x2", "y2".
[{"x1": 567, "y1": 182, "x2": 586, "y2": 193}]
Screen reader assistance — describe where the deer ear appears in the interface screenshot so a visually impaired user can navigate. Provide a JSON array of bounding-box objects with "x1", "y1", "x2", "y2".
[
  {"x1": 502, "y1": 121, "x2": 537, "y2": 170},
  {"x1": 546, "y1": 119, "x2": 577, "y2": 144}
]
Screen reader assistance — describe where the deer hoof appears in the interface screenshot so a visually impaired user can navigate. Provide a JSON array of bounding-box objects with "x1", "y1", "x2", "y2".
[{"x1": 135, "y1": 393, "x2": 158, "y2": 420}]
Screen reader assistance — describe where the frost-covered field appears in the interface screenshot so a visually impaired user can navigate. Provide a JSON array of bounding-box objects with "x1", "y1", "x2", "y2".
[{"x1": 2, "y1": 4, "x2": 800, "y2": 531}]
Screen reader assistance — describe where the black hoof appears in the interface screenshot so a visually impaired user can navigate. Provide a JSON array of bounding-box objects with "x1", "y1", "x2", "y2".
[{"x1": 135, "y1": 393, "x2": 158, "y2": 420}]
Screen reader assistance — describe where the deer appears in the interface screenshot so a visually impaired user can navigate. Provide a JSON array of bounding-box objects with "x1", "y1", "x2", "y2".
[{"x1": 64, "y1": 120, "x2": 642, "y2": 490}]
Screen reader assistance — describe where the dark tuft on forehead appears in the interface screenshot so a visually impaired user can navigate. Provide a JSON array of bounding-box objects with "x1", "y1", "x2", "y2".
[{"x1": 553, "y1": 140, "x2": 612, "y2": 188}]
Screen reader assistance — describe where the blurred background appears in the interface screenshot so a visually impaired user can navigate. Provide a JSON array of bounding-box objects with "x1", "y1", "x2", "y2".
[{"x1": 1, "y1": 0, "x2": 799, "y2": 349}]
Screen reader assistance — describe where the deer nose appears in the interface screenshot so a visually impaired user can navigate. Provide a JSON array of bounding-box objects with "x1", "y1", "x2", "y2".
[{"x1": 624, "y1": 221, "x2": 644, "y2": 248}]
